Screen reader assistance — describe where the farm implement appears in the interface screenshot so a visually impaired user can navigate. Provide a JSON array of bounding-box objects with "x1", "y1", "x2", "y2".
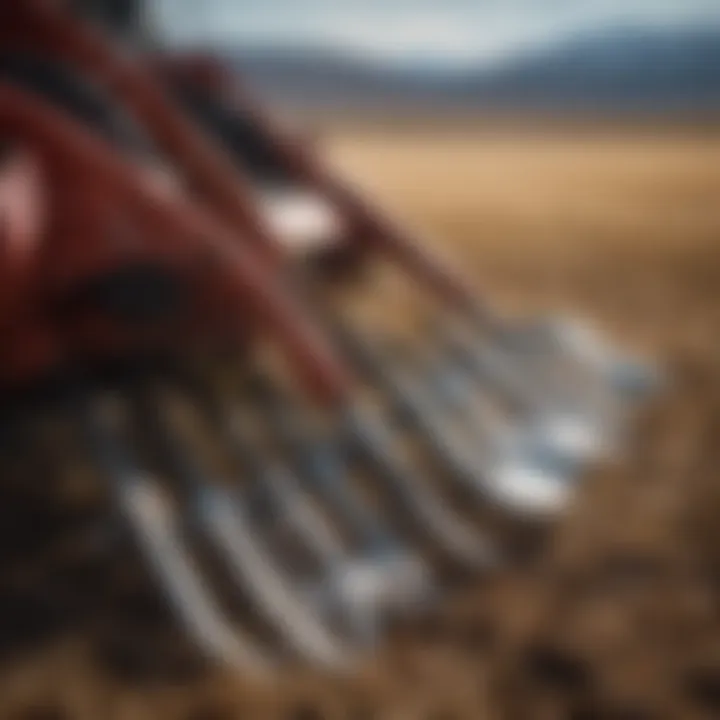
[{"x1": 0, "y1": 0, "x2": 659, "y2": 675}]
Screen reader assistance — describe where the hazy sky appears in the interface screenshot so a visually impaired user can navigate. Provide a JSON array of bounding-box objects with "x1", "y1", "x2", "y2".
[{"x1": 151, "y1": 0, "x2": 720, "y2": 66}]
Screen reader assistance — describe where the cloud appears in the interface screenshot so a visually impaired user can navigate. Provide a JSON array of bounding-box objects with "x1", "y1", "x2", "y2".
[{"x1": 152, "y1": 0, "x2": 720, "y2": 65}]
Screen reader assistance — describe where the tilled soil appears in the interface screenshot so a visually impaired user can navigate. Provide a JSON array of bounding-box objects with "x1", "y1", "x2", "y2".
[{"x1": 0, "y1": 131, "x2": 718, "y2": 719}]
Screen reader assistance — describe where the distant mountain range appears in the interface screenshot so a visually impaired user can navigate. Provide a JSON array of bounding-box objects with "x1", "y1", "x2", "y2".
[{"x1": 219, "y1": 24, "x2": 720, "y2": 115}]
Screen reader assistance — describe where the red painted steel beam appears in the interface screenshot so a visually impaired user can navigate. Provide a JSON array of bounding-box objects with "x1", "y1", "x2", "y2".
[{"x1": 0, "y1": 81, "x2": 353, "y2": 404}]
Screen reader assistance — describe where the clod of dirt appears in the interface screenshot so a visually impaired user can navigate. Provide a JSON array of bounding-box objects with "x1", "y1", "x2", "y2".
[
  {"x1": 593, "y1": 554, "x2": 669, "y2": 591},
  {"x1": 286, "y1": 703, "x2": 325, "y2": 720},
  {"x1": 0, "y1": 591, "x2": 70, "y2": 662},
  {"x1": 10, "y1": 706, "x2": 68, "y2": 720},
  {"x1": 683, "y1": 667, "x2": 720, "y2": 711},
  {"x1": 423, "y1": 710, "x2": 460, "y2": 720},
  {"x1": 523, "y1": 644, "x2": 594, "y2": 693},
  {"x1": 184, "y1": 705, "x2": 236, "y2": 720},
  {"x1": 412, "y1": 611, "x2": 451, "y2": 645},
  {"x1": 94, "y1": 631, "x2": 206, "y2": 686},
  {"x1": 458, "y1": 617, "x2": 498, "y2": 655},
  {"x1": 568, "y1": 704, "x2": 603, "y2": 720},
  {"x1": 346, "y1": 704, "x2": 378, "y2": 720},
  {"x1": 569, "y1": 702, "x2": 659, "y2": 720}
]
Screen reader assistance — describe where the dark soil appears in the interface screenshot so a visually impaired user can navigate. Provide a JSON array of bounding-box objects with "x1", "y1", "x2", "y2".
[{"x1": 0, "y1": 225, "x2": 718, "y2": 719}]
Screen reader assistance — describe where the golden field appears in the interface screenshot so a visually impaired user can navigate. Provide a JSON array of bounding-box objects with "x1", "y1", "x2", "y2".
[{"x1": 0, "y1": 126, "x2": 719, "y2": 719}]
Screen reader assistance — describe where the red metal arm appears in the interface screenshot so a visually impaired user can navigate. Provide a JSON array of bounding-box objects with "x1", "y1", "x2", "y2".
[
  {"x1": 159, "y1": 54, "x2": 496, "y2": 327},
  {"x1": 0, "y1": 0, "x2": 283, "y2": 265},
  {"x1": 1, "y1": 1, "x2": 493, "y2": 328},
  {"x1": 0, "y1": 81, "x2": 353, "y2": 405}
]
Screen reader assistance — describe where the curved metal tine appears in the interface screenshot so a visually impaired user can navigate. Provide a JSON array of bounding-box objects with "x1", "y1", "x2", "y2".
[
  {"x1": 234, "y1": 450, "x2": 390, "y2": 644},
  {"x1": 188, "y1": 382, "x2": 346, "y2": 564},
  {"x1": 495, "y1": 320, "x2": 621, "y2": 418},
  {"x1": 395, "y1": 340, "x2": 573, "y2": 514},
  {"x1": 487, "y1": 318, "x2": 665, "y2": 463},
  {"x1": 430, "y1": 319, "x2": 615, "y2": 462},
  {"x1": 377, "y1": 334, "x2": 506, "y2": 442},
  {"x1": 392, "y1": 336, "x2": 597, "y2": 480},
  {"x1": 452, "y1": 312, "x2": 650, "y2": 422},
  {"x1": 340, "y1": 328, "x2": 572, "y2": 521},
  {"x1": 247, "y1": 377, "x2": 434, "y2": 618},
  {"x1": 184, "y1": 380, "x2": 399, "y2": 644},
  {"x1": 247, "y1": 375, "x2": 398, "y2": 556},
  {"x1": 434, "y1": 318, "x2": 557, "y2": 415},
  {"x1": 319, "y1": 301, "x2": 578, "y2": 523},
  {"x1": 316, "y1": 318, "x2": 498, "y2": 561},
  {"x1": 498, "y1": 316, "x2": 663, "y2": 402},
  {"x1": 131, "y1": 385, "x2": 354, "y2": 670},
  {"x1": 339, "y1": 401, "x2": 498, "y2": 567},
  {"x1": 73, "y1": 393, "x2": 271, "y2": 674},
  {"x1": 420, "y1": 343, "x2": 585, "y2": 519}
]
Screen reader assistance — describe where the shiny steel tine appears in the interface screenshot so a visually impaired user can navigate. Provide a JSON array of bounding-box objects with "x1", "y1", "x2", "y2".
[
  {"x1": 132, "y1": 386, "x2": 353, "y2": 670},
  {"x1": 187, "y1": 382, "x2": 394, "y2": 644},
  {"x1": 75, "y1": 393, "x2": 271, "y2": 674}
]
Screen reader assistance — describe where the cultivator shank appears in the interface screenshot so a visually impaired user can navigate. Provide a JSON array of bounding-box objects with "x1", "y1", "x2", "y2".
[{"x1": 0, "y1": 0, "x2": 660, "y2": 675}]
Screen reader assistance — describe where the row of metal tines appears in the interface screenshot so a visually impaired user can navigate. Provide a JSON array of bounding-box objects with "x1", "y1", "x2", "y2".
[{"x1": 63, "y1": 310, "x2": 660, "y2": 675}]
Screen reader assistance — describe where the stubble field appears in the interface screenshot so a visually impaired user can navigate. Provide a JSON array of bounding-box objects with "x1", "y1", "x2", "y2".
[{"x1": 1, "y1": 125, "x2": 719, "y2": 719}]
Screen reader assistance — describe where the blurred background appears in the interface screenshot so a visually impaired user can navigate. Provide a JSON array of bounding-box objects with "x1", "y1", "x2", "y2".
[
  {"x1": 152, "y1": 0, "x2": 720, "y2": 118},
  {"x1": 2, "y1": 2, "x2": 720, "y2": 718}
]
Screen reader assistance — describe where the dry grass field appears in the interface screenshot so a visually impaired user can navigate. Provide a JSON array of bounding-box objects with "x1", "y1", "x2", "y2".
[{"x1": 0, "y1": 125, "x2": 719, "y2": 719}]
